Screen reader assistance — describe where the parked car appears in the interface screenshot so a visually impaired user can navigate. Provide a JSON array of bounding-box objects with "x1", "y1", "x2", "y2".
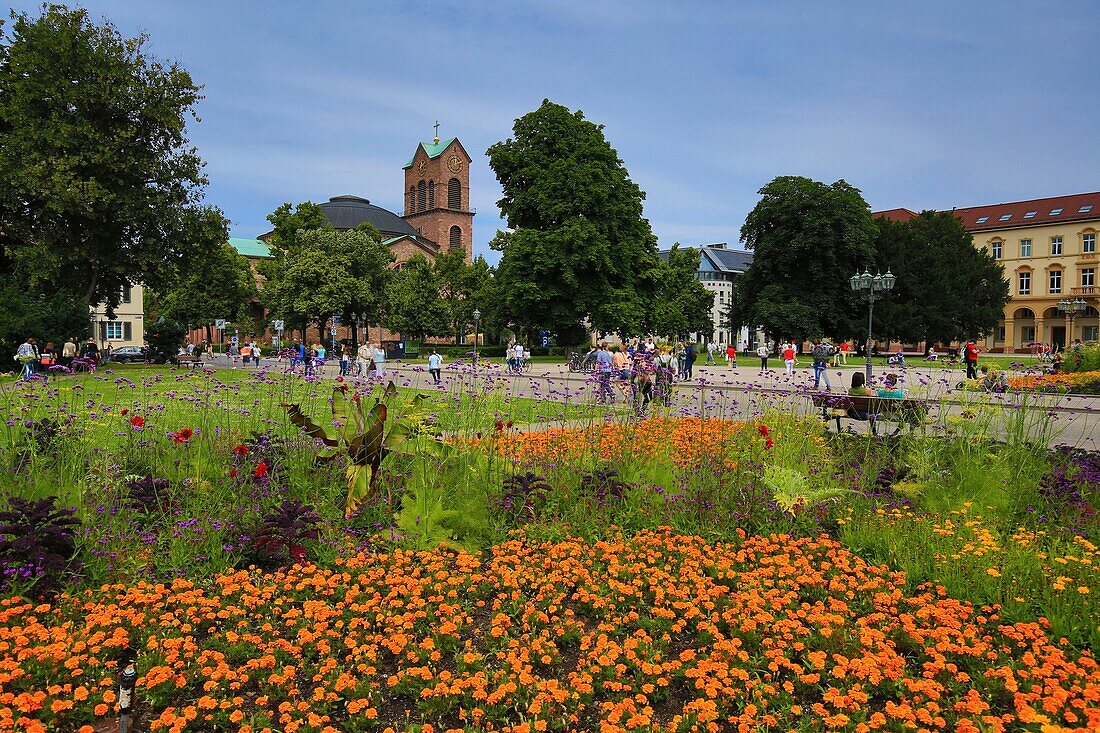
[{"x1": 109, "y1": 346, "x2": 147, "y2": 363}]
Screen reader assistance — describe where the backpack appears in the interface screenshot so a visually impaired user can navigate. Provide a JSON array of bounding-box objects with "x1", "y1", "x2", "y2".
[{"x1": 812, "y1": 343, "x2": 830, "y2": 361}]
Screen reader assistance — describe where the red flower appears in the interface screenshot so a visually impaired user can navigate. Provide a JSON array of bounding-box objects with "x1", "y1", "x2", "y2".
[
  {"x1": 129, "y1": 415, "x2": 145, "y2": 429},
  {"x1": 495, "y1": 420, "x2": 505, "y2": 433},
  {"x1": 765, "y1": 437, "x2": 775, "y2": 450},
  {"x1": 232, "y1": 444, "x2": 249, "y2": 458},
  {"x1": 758, "y1": 424, "x2": 770, "y2": 437},
  {"x1": 506, "y1": 420, "x2": 514, "y2": 429},
  {"x1": 172, "y1": 427, "x2": 194, "y2": 444},
  {"x1": 229, "y1": 468, "x2": 238, "y2": 478},
  {"x1": 254, "y1": 461, "x2": 268, "y2": 478},
  {"x1": 120, "y1": 408, "x2": 129, "y2": 416}
]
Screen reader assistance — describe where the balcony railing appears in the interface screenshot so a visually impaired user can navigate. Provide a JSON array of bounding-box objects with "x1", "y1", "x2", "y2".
[{"x1": 1071, "y1": 286, "x2": 1096, "y2": 296}]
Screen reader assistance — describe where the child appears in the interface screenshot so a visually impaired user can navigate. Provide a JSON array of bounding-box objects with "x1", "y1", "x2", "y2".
[{"x1": 339, "y1": 345, "x2": 350, "y2": 376}]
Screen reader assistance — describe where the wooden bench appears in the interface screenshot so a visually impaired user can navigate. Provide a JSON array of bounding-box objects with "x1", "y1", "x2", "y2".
[
  {"x1": 809, "y1": 393, "x2": 929, "y2": 436},
  {"x1": 173, "y1": 355, "x2": 205, "y2": 369}
]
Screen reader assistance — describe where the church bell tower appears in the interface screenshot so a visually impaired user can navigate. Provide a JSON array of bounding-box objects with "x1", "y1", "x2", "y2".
[{"x1": 402, "y1": 125, "x2": 475, "y2": 263}]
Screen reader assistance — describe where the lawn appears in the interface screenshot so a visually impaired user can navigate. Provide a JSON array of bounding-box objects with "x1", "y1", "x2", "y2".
[{"x1": 0, "y1": 365, "x2": 1098, "y2": 731}]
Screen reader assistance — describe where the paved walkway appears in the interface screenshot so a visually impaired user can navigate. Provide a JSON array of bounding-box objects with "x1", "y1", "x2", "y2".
[{"x1": 205, "y1": 357, "x2": 1100, "y2": 449}]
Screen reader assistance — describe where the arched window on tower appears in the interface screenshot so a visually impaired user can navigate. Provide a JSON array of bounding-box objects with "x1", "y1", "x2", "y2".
[
  {"x1": 417, "y1": 181, "x2": 426, "y2": 212},
  {"x1": 408, "y1": 187, "x2": 415, "y2": 214},
  {"x1": 448, "y1": 178, "x2": 461, "y2": 209},
  {"x1": 449, "y1": 226, "x2": 462, "y2": 251},
  {"x1": 428, "y1": 180, "x2": 435, "y2": 209}
]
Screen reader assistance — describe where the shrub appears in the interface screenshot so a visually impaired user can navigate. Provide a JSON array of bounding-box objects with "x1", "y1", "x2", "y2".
[
  {"x1": 0, "y1": 496, "x2": 82, "y2": 597},
  {"x1": 243, "y1": 500, "x2": 322, "y2": 570}
]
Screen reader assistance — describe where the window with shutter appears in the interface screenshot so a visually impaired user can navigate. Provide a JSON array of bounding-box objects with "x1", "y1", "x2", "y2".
[
  {"x1": 448, "y1": 178, "x2": 461, "y2": 209},
  {"x1": 428, "y1": 181, "x2": 435, "y2": 209},
  {"x1": 417, "y1": 181, "x2": 426, "y2": 212},
  {"x1": 449, "y1": 226, "x2": 462, "y2": 251},
  {"x1": 124, "y1": 322, "x2": 132, "y2": 340}
]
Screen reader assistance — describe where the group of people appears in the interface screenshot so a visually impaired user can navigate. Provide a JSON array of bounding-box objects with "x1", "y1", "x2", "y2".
[
  {"x1": 14, "y1": 336, "x2": 107, "y2": 380},
  {"x1": 588, "y1": 341, "x2": 682, "y2": 412}
]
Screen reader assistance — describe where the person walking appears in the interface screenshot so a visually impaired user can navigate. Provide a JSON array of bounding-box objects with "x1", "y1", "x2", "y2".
[
  {"x1": 291, "y1": 339, "x2": 305, "y2": 372},
  {"x1": 654, "y1": 346, "x2": 675, "y2": 404},
  {"x1": 427, "y1": 349, "x2": 443, "y2": 384},
  {"x1": 756, "y1": 342, "x2": 770, "y2": 372},
  {"x1": 963, "y1": 340, "x2": 980, "y2": 380},
  {"x1": 684, "y1": 342, "x2": 697, "y2": 380},
  {"x1": 372, "y1": 342, "x2": 386, "y2": 378},
  {"x1": 16, "y1": 337, "x2": 38, "y2": 380},
  {"x1": 706, "y1": 340, "x2": 716, "y2": 365},
  {"x1": 783, "y1": 342, "x2": 796, "y2": 375},
  {"x1": 725, "y1": 344, "x2": 737, "y2": 368},
  {"x1": 811, "y1": 340, "x2": 833, "y2": 391},
  {"x1": 595, "y1": 342, "x2": 615, "y2": 403},
  {"x1": 62, "y1": 337, "x2": 77, "y2": 368},
  {"x1": 838, "y1": 341, "x2": 850, "y2": 365},
  {"x1": 339, "y1": 345, "x2": 350, "y2": 376},
  {"x1": 356, "y1": 341, "x2": 371, "y2": 377}
]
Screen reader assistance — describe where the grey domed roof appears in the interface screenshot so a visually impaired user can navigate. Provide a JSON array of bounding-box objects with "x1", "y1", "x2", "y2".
[{"x1": 319, "y1": 195, "x2": 418, "y2": 238}]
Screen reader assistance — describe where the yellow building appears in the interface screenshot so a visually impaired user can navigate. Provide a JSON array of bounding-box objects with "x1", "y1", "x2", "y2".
[
  {"x1": 880, "y1": 192, "x2": 1099, "y2": 352},
  {"x1": 89, "y1": 284, "x2": 145, "y2": 348}
]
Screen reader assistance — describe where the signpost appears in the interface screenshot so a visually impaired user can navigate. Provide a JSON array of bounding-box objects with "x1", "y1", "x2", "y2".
[
  {"x1": 272, "y1": 320, "x2": 284, "y2": 349},
  {"x1": 540, "y1": 330, "x2": 550, "y2": 348}
]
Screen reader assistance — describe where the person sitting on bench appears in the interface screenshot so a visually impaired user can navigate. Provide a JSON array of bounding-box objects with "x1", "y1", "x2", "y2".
[
  {"x1": 849, "y1": 371, "x2": 870, "y2": 396},
  {"x1": 877, "y1": 373, "x2": 905, "y2": 399}
]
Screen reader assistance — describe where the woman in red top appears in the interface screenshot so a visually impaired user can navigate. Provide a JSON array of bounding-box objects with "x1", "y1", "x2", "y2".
[
  {"x1": 783, "y1": 344, "x2": 797, "y2": 375},
  {"x1": 725, "y1": 344, "x2": 737, "y2": 367}
]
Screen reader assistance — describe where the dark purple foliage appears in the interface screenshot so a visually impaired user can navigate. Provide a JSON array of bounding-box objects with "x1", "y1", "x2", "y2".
[
  {"x1": 495, "y1": 472, "x2": 553, "y2": 524},
  {"x1": 243, "y1": 500, "x2": 322, "y2": 570},
  {"x1": 578, "y1": 468, "x2": 629, "y2": 508},
  {"x1": 124, "y1": 474, "x2": 173, "y2": 513},
  {"x1": 0, "y1": 496, "x2": 82, "y2": 597}
]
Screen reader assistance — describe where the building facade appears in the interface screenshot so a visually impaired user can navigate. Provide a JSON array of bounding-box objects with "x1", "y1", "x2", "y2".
[
  {"x1": 90, "y1": 284, "x2": 145, "y2": 348},
  {"x1": 878, "y1": 192, "x2": 1100, "y2": 352},
  {"x1": 658, "y1": 243, "x2": 758, "y2": 349}
]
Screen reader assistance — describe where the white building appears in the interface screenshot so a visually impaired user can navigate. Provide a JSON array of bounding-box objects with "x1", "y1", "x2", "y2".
[
  {"x1": 89, "y1": 284, "x2": 145, "y2": 348},
  {"x1": 658, "y1": 242, "x2": 761, "y2": 350}
]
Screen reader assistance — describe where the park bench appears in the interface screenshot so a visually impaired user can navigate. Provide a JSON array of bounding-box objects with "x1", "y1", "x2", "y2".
[
  {"x1": 173, "y1": 355, "x2": 205, "y2": 370},
  {"x1": 809, "y1": 393, "x2": 929, "y2": 436}
]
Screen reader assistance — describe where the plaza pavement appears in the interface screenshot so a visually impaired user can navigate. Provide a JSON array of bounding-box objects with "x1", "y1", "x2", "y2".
[{"x1": 205, "y1": 356, "x2": 1100, "y2": 450}]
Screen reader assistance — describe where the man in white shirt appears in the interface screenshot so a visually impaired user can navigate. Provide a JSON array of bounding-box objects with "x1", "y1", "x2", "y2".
[
  {"x1": 356, "y1": 342, "x2": 372, "y2": 377},
  {"x1": 512, "y1": 343, "x2": 524, "y2": 372},
  {"x1": 706, "y1": 341, "x2": 717, "y2": 364},
  {"x1": 427, "y1": 350, "x2": 443, "y2": 384}
]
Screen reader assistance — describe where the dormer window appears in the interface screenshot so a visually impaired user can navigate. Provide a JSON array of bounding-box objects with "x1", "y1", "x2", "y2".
[
  {"x1": 999, "y1": 214, "x2": 1012, "y2": 222},
  {"x1": 1050, "y1": 208, "x2": 1063, "y2": 215},
  {"x1": 976, "y1": 216, "x2": 989, "y2": 224}
]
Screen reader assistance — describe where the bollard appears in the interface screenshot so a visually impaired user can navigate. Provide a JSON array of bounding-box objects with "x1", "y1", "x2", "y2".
[{"x1": 118, "y1": 646, "x2": 137, "y2": 733}]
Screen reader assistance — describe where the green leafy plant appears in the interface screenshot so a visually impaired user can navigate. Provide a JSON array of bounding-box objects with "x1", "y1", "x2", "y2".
[
  {"x1": 763, "y1": 464, "x2": 850, "y2": 515},
  {"x1": 282, "y1": 383, "x2": 451, "y2": 518}
]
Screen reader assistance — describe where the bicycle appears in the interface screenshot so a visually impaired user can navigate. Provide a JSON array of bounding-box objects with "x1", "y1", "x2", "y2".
[{"x1": 568, "y1": 352, "x2": 596, "y2": 373}]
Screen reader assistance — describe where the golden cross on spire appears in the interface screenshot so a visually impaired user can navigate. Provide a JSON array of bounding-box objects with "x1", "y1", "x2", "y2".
[{"x1": 433, "y1": 120, "x2": 440, "y2": 144}]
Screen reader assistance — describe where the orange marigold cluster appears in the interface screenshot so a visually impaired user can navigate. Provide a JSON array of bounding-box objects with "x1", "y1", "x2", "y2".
[
  {"x1": 0, "y1": 530, "x2": 1097, "y2": 732},
  {"x1": 473, "y1": 417, "x2": 748, "y2": 467}
]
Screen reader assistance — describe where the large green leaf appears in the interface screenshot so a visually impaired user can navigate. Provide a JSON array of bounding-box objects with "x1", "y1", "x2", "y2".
[
  {"x1": 345, "y1": 464, "x2": 373, "y2": 518},
  {"x1": 282, "y1": 402, "x2": 338, "y2": 446}
]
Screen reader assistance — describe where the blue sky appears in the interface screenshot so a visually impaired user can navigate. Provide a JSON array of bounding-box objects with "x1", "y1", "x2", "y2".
[{"x1": 15, "y1": 1, "x2": 1099, "y2": 263}]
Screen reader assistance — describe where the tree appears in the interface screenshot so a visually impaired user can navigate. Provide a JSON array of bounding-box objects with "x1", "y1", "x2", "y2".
[
  {"x1": 487, "y1": 100, "x2": 660, "y2": 341},
  {"x1": 157, "y1": 239, "x2": 258, "y2": 341},
  {"x1": 263, "y1": 201, "x2": 330, "y2": 254},
  {"x1": 0, "y1": 253, "x2": 88, "y2": 360},
  {"x1": 383, "y1": 255, "x2": 450, "y2": 343},
  {"x1": 434, "y1": 251, "x2": 497, "y2": 343},
  {"x1": 260, "y1": 227, "x2": 393, "y2": 338},
  {"x1": 873, "y1": 211, "x2": 1010, "y2": 344},
  {"x1": 739, "y1": 176, "x2": 876, "y2": 342},
  {"x1": 0, "y1": 5, "x2": 226, "y2": 312},
  {"x1": 646, "y1": 245, "x2": 714, "y2": 339},
  {"x1": 256, "y1": 201, "x2": 333, "y2": 337}
]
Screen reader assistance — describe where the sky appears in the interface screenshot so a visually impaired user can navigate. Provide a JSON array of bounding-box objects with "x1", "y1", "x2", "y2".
[{"x1": 12, "y1": 1, "x2": 1099, "y2": 264}]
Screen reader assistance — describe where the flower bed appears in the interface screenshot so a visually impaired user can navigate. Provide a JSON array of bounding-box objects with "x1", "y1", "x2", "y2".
[
  {"x1": 1006, "y1": 370, "x2": 1100, "y2": 394},
  {"x1": 479, "y1": 417, "x2": 749, "y2": 467},
  {"x1": 1, "y1": 529, "x2": 1097, "y2": 732}
]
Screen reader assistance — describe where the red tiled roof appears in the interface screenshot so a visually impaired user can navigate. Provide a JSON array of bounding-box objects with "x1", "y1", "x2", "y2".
[
  {"x1": 945, "y1": 192, "x2": 1100, "y2": 232},
  {"x1": 872, "y1": 208, "x2": 919, "y2": 222}
]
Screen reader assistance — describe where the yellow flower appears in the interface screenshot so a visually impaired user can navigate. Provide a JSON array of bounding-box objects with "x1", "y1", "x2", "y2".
[
  {"x1": 1077, "y1": 586, "x2": 1090, "y2": 595},
  {"x1": 985, "y1": 568, "x2": 1001, "y2": 578}
]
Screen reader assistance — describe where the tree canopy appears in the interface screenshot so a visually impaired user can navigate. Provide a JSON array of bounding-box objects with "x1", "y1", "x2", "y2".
[
  {"x1": 647, "y1": 245, "x2": 715, "y2": 339},
  {"x1": 260, "y1": 227, "x2": 393, "y2": 336},
  {"x1": 487, "y1": 100, "x2": 660, "y2": 341},
  {"x1": 873, "y1": 211, "x2": 1010, "y2": 344},
  {"x1": 383, "y1": 255, "x2": 451, "y2": 343},
  {"x1": 739, "y1": 176, "x2": 876, "y2": 341},
  {"x1": 157, "y1": 240, "x2": 258, "y2": 333},
  {"x1": 0, "y1": 5, "x2": 225, "y2": 311}
]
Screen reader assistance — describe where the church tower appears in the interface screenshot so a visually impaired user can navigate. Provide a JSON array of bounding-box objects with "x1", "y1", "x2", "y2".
[{"x1": 402, "y1": 127, "x2": 475, "y2": 263}]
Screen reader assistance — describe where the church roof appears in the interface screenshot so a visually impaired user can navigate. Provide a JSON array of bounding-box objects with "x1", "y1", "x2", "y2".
[
  {"x1": 318, "y1": 195, "x2": 419, "y2": 237},
  {"x1": 402, "y1": 137, "x2": 458, "y2": 168},
  {"x1": 229, "y1": 237, "x2": 271, "y2": 259}
]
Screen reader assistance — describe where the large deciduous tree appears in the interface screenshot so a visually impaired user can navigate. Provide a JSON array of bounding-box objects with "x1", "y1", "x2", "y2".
[
  {"x1": 647, "y1": 245, "x2": 715, "y2": 339},
  {"x1": 434, "y1": 251, "x2": 496, "y2": 344},
  {"x1": 260, "y1": 227, "x2": 393, "y2": 339},
  {"x1": 383, "y1": 254, "x2": 450, "y2": 343},
  {"x1": 739, "y1": 176, "x2": 876, "y2": 342},
  {"x1": 873, "y1": 211, "x2": 1010, "y2": 345},
  {"x1": 0, "y1": 5, "x2": 225, "y2": 312},
  {"x1": 487, "y1": 100, "x2": 660, "y2": 342},
  {"x1": 157, "y1": 240, "x2": 258, "y2": 340}
]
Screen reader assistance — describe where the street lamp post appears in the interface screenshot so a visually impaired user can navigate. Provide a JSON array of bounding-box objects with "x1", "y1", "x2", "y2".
[
  {"x1": 472, "y1": 308, "x2": 481, "y2": 376},
  {"x1": 1057, "y1": 297, "x2": 1087, "y2": 346},
  {"x1": 849, "y1": 269, "x2": 897, "y2": 384}
]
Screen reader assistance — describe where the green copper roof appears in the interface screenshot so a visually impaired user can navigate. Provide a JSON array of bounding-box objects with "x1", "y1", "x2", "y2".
[
  {"x1": 229, "y1": 237, "x2": 271, "y2": 259},
  {"x1": 402, "y1": 137, "x2": 457, "y2": 169}
]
